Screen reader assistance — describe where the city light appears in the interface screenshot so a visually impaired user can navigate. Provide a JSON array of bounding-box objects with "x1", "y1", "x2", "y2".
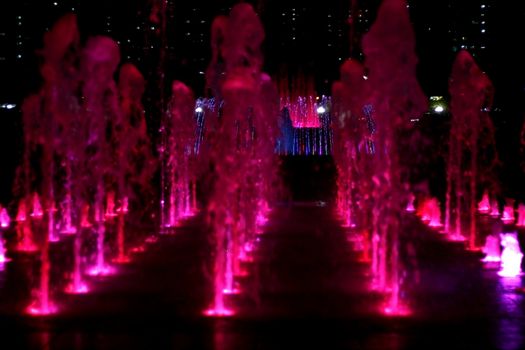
[
  {"x1": 316, "y1": 106, "x2": 326, "y2": 114},
  {"x1": 0, "y1": 103, "x2": 16, "y2": 110}
]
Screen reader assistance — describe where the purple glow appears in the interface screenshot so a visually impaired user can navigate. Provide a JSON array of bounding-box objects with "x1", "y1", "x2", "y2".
[
  {"x1": 482, "y1": 234, "x2": 501, "y2": 263},
  {"x1": 498, "y1": 233, "x2": 523, "y2": 278}
]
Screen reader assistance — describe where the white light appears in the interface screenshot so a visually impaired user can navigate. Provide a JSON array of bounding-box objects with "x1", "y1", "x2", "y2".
[
  {"x1": 434, "y1": 105, "x2": 444, "y2": 113},
  {"x1": 316, "y1": 106, "x2": 326, "y2": 114},
  {"x1": 481, "y1": 4, "x2": 486, "y2": 8},
  {"x1": 1, "y1": 103, "x2": 16, "y2": 110},
  {"x1": 363, "y1": 75, "x2": 368, "y2": 80},
  {"x1": 195, "y1": 106, "x2": 203, "y2": 113},
  {"x1": 53, "y1": 2, "x2": 58, "y2": 5},
  {"x1": 481, "y1": 29, "x2": 486, "y2": 33}
]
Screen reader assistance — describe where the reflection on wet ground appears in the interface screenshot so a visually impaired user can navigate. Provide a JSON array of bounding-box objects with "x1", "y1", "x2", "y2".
[{"x1": 0, "y1": 202, "x2": 524, "y2": 350}]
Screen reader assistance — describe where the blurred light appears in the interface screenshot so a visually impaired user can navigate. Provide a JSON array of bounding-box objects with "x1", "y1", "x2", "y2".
[
  {"x1": 316, "y1": 106, "x2": 326, "y2": 114},
  {"x1": 195, "y1": 106, "x2": 203, "y2": 113},
  {"x1": 1, "y1": 103, "x2": 16, "y2": 110},
  {"x1": 434, "y1": 105, "x2": 444, "y2": 113}
]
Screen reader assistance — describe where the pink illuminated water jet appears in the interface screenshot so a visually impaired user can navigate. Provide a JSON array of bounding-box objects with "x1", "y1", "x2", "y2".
[
  {"x1": 204, "y1": 3, "x2": 279, "y2": 317},
  {"x1": 516, "y1": 204, "x2": 525, "y2": 227},
  {"x1": 478, "y1": 191, "x2": 491, "y2": 214},
  {"x1": 0, "y1": 207, "x2": 10, "y2": 228},
  {"x1": 162, "y1": 80, "x2": 197, "y2": 230},
  {"x1": 498, "y1": 233, "x2": 523, "y2": 277},
  {"x1": 359, "y1": 0, "x2": 427, "y2": 312},
  {"x1": 0, "y1": 209, "x2": 9, "y2": 263},
  {"x1": 482, "y1": 234, "x2": 501, "y2": 263},
  {"x1": 445, "y1": 50, "x2": 495, "y2": 250},
  {"x1": 406, "y1": 194, "x2": 416, "y2": 213},
  {"x1": 64, "y1": 281, "x2": 89, "y2": 295},
  {"x1": 105, "y1": 192, "x2": 118, "y2": 219},
  {"x1": 26, "y1": 301, "x2": 58, "y2": 316},
  {"x1": 490, "y1": 199, "x2": 501, "y2": 217},
  {"x1": 30, "y1": 193, "x2": 44, "y2": 219},
  {"x1": 502, "y1": 203, "x2": 515, "y2": 225}
]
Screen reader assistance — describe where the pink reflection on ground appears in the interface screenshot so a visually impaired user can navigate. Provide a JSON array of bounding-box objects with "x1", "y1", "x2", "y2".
[
  {"x1": 112, "y1": 255, "x2": 131, "y2": 264},
  {"x1": 86, "y1": 264, "x2": 116, "y2": 277},
  {"x1": 222, "y1": 287, "x2": 241, "y2": 295},
  {"x1": 145, "y1": 235, "x2": 158, "y2": 244},
  {"x1": 130, "y1": 245, "x2": 146, "y2": 253},
  {"x1": 203, "y1": 307, "x2": 235, "y2": 317},
  {"x1": 64, "y1": 282, "x2": 89, "y2": 294},
  {"x1": 382, "y1": 304, "x2": 412, "y2": 317},
  {"x1": 26, "y1": 301, "x2": 58, "y2": 316}
]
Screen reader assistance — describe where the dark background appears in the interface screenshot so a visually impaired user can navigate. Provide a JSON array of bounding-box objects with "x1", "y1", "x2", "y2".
[{"x1": 1, "y1": 0, "x2": 524, "y2": 204}]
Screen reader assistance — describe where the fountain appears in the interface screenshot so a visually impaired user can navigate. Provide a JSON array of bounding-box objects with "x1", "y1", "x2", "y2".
[
  {"x1": 445, "y1": 50, "x2": 496, "y2": 250},
  {"x1": 516, "y1": 204, "x2": 525, "y2": 227},
  {"x1": 7, "y1": 11, "x2": 159, "y2": 310},
  {"x1": 482, "y1": 234, "x2": 501, "y2": 263},
  {"x1": 203, "y1": 3, "x2": 279, "y2": 317},
  {"x1": 331, "y1": 0, "x2": 427, "y2": 316},
  {"x1": 502, "y1": 201, "x2": 515, "y2": 225},
  {"x1": 332, "y1": 59, "x2": 371, "y2": 236},
  {"x1": 0, "y1": 0, "x2": 520, "y2": 333},
  {"x1": 478, "y1": 190, "x2": 491, "y2": 214},
  {"x1": 0, "y1": 206, "x2": 10, "y2": 264},
  {"x1": 162, "y1": 80, "x2": 197, "y2": 230},
  {"x1": 498, "y1": 233, "x2": 523, "y2": 278},
  {"x1": 361, "y1": 0, "x2": 427, "y2": 315},
  {"x1": 406, "y1": 194, "x2": 416, "y2": 213}
]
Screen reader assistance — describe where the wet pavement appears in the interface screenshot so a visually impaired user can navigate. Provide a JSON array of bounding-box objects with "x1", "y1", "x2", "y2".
[{"x1": 0, "y1": 200, "x2": 524, "y2": 349}]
